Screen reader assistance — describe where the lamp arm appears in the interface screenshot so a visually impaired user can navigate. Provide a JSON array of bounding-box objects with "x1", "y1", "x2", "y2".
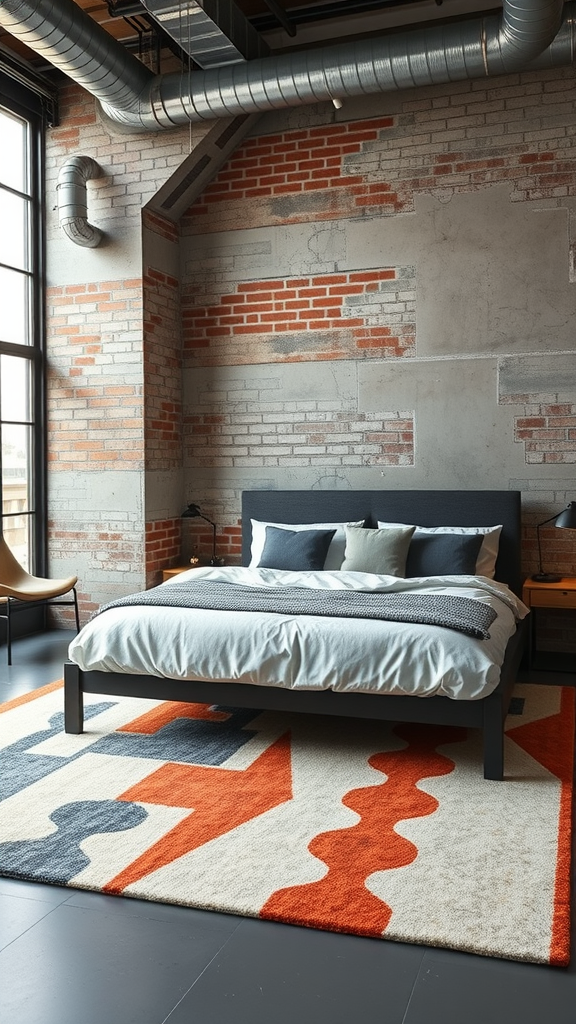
[
  {"x1": 536, "y1": 511, "x2": 562, "y2": 573},
  {"x1": 197, "y1": 512, "x2": 216, "y2": 529},
  {"x1": 536, "y1": 512, "x2": 561, "y2": 529},
  {"x1": 198, "y1": 513, "x2": 217, "y2": 559}
]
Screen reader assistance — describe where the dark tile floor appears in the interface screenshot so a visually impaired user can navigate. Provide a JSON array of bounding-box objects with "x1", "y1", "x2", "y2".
[{"x1": 1, "y1": 631, "x2": 575, "y2": 1024}]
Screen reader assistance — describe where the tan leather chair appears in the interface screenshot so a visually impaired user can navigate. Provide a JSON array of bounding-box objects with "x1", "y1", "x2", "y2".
[{"x1": 0, "y1": 535, "x2": 80, "y2": 664}]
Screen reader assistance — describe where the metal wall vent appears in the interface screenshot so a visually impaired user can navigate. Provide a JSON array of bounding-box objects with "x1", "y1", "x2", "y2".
[{"x1": 161, "y1": 153, "x2": 212, "y2": 209}]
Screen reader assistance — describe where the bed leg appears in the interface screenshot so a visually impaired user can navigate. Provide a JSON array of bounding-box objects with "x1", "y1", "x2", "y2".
[
  {"x1": 482, "y1": 696, "x2": 504, "y2": 781},
  {"x1": 64, "y1": 662, "x2": 84, "y2": 734}
]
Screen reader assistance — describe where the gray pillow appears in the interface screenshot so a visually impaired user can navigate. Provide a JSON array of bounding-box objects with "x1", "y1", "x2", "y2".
[
  {"x1": 257, "y1": 526, "x2": 337, "y2": 571},
  {"x1": 341, "y1": 525, "x2": 415, "y2": 576}
]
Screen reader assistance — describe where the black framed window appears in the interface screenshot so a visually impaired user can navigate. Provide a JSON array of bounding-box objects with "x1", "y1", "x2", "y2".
[{"x1": 0, "y1": 83, "x2": 45, "y2": 574}]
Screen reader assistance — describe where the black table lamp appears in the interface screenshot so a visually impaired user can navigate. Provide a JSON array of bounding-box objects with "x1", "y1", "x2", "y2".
[
  {"x1": 532, "y1": 501, "x2": 576, "y2": 582},
  {"x1": 181, "y1": 503, "x2": 218, "y2": 564}
]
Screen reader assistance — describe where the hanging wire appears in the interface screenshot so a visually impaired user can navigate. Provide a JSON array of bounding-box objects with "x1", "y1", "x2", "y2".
[{"x1": 188, "y1": 3, "x2": 193, "y2": 151}]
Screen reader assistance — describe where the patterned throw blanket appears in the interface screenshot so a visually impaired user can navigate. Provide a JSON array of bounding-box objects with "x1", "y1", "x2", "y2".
[{"x1": 99, "y1": 580, "x2": 497, "y2": 640}]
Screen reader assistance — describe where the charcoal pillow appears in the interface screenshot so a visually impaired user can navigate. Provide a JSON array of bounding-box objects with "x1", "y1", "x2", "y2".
[
  {"x1": 257, "y1": 526, "x2": 337, "y2": 571},
  {"x1": 406, "y1": 532, "x2": 484, "y2": 577},
  {"x1": 341, "y1": 525, "x2": 415, "y2": 576}
]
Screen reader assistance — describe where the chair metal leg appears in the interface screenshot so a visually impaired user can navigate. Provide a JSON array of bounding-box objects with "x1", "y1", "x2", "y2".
[
  {"x1": 6, "y1": 598, "x2": 12, "y2": 666},
  {"x1": 72, "y1": 587, "x2": 80, "y2": 632}
]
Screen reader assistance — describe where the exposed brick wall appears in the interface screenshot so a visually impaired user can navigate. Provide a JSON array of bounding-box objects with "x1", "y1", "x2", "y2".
[
  {"x1": 184, "y1": 406, "x2": 414, "y2": 469},
  {"x1": 143, "y1": 208, "x2": 179, "y2": 244},
  {"x1": 183, "y1": 70, "x2": 576, "y2": 235},
  {"x1": 49, "y1": 83, "x2": 97, "y2": 154},
  {"x1": 182, "y1": 268, "x2": 416, "y2": 364},
  {"x1": 143, "y1": 267, "x2": 182, "y2": 470},
  {"x1": 45, "y1": 85, "x2": 198, "y2": 611},
  {"x1": 48, "y1": 519, "x2": 143, "y2": 625},
  {"x1": 47, "y1": 280, "x2": 144, "y2": 472},
  {"x1": 145, "y1": 518, "x2": 182, "y2": 588},
  {"x1": 506, "y1": 398, "x2": 576, "y2": 579},
  {"x1": 522, "y1": 521, "x2": 576, "y2": 580},
  {"x1": 514, "y1": 403, "x2": 576, "y2": 464}
]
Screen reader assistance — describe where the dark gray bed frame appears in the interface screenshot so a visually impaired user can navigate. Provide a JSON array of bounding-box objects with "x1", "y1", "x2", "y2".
[{"x1": 64, "y1": 489, "x2": 527, "y2": 780}]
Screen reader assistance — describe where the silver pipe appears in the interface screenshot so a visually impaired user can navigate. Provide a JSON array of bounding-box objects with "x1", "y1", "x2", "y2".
[
  {"x1": 56, "y1": 155, "x2": 102, "y2": 248},
  {"x1": 0, "y1": 0, "x2": 573, "y2": 131},
  {"x1": 0, "y1": 0, "x2": 153, "y2": 112}
]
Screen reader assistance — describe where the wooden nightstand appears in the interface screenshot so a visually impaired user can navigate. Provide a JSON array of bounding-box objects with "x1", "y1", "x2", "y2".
[
  {"x1": 521, "y1": 577, "x2": 576, "y2": 669},
  {"x1": 162, "y1": 561, "x2": 221, "y2": 582},
  {"x1": 162, "y1": 566, "x2": 192, "y2": 582}
]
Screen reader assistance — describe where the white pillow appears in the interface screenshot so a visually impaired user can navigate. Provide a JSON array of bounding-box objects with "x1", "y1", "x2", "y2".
[
  {"x1": 377, "y1": 521, "x2": 503, "y2": 579},
  {"x1": 250, "y1": 519, "x2": 365, "y2": 571}
]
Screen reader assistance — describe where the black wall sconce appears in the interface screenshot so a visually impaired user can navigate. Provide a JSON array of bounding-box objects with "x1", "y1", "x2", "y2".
[
  {"x1": 181, "y1": 503, "x2": 219, "y2": 565},
  {"x1": 532, "y1": 501, "x2": 576, "y2": 582}
]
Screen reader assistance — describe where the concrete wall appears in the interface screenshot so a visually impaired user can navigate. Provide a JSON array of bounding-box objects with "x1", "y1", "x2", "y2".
[
  {"x1": 45, "y1": 68, "x2": 576, "y2": 649},
  {"x1": 179, "y1": 74, "x2": 575, "y2": 579}
]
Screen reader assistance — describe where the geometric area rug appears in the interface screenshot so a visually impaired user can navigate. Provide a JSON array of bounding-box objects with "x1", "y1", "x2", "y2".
[{"x1": 0, "y1": 681, "x2": 573, "y2": 966}]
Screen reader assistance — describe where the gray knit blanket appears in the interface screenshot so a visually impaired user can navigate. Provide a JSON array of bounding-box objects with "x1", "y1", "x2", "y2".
[{"x1": 98, "y1": 580, "x2": 497, "y2": 640}]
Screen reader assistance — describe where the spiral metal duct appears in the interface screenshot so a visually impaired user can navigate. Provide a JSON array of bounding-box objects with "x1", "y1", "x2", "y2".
[
  {"x1": 56, "y1": 155, "x2": 102, "y2": 247},
  {"x1": 0, "y1": 0, "x2": 573, "y2": 131}
]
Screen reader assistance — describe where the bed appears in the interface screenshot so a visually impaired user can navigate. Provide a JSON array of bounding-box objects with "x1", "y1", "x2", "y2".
[{"x1": 64, "y1": 489, "x2": 529, "y2": 780}]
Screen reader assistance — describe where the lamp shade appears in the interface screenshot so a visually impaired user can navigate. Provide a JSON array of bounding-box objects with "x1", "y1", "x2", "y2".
[
  {"x1": 181, "y1": 503, "x2": 206, "y2": 520},
  {"x1": 554, "y1": 501, "x2": 576, "y2": 530}
]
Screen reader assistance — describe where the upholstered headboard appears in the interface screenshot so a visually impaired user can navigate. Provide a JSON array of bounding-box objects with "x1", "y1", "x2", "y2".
[{"x1": 241, "y1": 490, "x2": 522, "y2": 595}]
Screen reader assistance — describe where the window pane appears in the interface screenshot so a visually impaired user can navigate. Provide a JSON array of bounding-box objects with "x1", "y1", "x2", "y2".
[
  {"x1": 0, "y1": 265, "x2": 29, "y2": 345},
  {"x1": 0, "y1": 190, "x2": 29, "y2": 271},
  {"x1": 0, "y1": 108, "x2": 27, "y2": 192},
  {"x1": 2, "y1": 422, "x2": 31, "y2": 515},
  {"x1": 1, "y1": 355, "x2": 31, "y2": 422},
  {"x1": 3, "y1": 514, "x2": 31, "y2": 571}
]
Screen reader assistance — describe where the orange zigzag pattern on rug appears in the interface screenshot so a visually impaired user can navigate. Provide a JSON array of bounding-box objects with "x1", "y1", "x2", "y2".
[
  {"x1": 261, "y1": 723, "x2": 466, "y2": 937},
  {"x1": 505, "y1": 686, "x2": 575, "y2": 967},
  {"x1": 103, "y1": 732, "x2": 293, "y2": 893}
]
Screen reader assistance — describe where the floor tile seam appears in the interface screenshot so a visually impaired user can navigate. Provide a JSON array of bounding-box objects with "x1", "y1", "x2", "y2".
[
  {"x1": 159, "y1": 919, "x2": 246, "y2": 1024},
  {"x1": 400, "y1": 950, "x2": 434, "y2": 1024},
  {"x1": 0, "y1": 899, "x2": 61, "y2": 954}
]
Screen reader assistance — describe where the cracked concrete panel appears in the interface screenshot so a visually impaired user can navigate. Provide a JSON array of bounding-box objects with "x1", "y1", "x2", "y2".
[
  {"x1": 182, "y1": 222, "x2": 349, "y2": 284},
  {"x1": 142, "y1": 228, "x2": 179, "y2": 278},
  {"x1": 415, "y1": 187, "x2": 575, "y2": 356},
  {"x1": 499, "y1": 353, "x2": 576, "y2": 399},
  {"x1": 275, "y1": 223, "x2": 347, "y2": 277},
  {"x1": 50, "y1": 470, "x2": 143, "y2": 517},
  {"x1": 184, "y1": 465, "x2": 361, "y2": 502},
  {"x1": 346, "y1": 184, "x2": 576, "y2": 357},
  {"x1": 49, "y1": 221, "x2": 143, "y2": 285},
  {"x1": 183, "y1": 360, "x2": 357, "y2": 411},
  {"x1": 145, "y1": 470, "x2": 185, "y2": 520},
  {"x1": 358, "y1": 357, "x2": 527, "y2": 488}
]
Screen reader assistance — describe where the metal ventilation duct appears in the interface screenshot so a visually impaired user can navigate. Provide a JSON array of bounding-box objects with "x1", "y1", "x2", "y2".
[
  {"x1": 56, "y1": 155, "x2": 103, "y2": 247},
  {"x1": 0, "y1": 0, "x2": 573, "y2": 131},
  {"x1": 140, "y1": 0, "x2": 269, "y2": 69}
]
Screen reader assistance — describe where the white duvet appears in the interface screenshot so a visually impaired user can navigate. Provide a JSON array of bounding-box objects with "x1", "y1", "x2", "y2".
[{"x1": 68, "y1": 566, "x2": 529, "y2": 701}]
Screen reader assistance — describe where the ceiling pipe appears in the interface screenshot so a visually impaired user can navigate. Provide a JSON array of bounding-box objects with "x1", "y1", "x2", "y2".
[
  {"x1": 56, "y1": 155, "x2": 103, "y2": 247},
  {"x1": 0, "y1": 0, "x2": 573, "y2": 131}
]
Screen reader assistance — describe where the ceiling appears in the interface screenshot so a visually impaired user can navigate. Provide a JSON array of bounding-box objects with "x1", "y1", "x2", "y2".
[{"x1": 0, "y1": 0, "x2": 502, "y2": 78}]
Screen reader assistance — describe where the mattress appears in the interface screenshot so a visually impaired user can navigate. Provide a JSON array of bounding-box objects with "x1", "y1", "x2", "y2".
[{"x1": 68, "y1": 566, "x2": 529, "y2": 701}]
